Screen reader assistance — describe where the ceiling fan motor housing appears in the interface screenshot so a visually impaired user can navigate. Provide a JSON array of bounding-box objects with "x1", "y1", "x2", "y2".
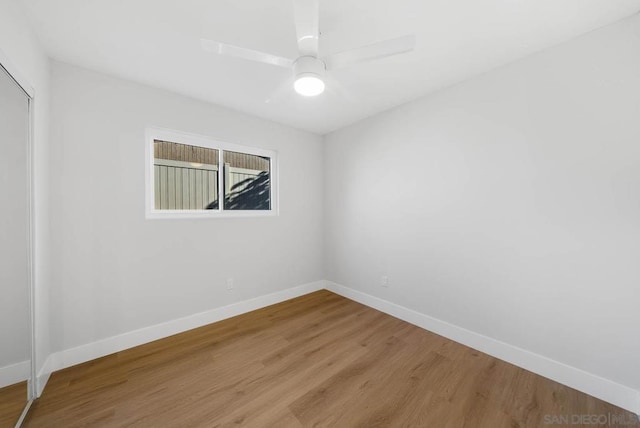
[{"x1": 293, "y1": 56, "x2": 326, "y2": 80}]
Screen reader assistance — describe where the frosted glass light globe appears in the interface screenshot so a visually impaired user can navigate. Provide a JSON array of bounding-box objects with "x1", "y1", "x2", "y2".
[{"x1": 294, "y1": 75, "x2": 325, "y2": 96}]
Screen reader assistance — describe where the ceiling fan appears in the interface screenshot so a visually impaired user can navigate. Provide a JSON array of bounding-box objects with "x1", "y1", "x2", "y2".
[{"x1": 201, "y1": 0, "x2": 415, "y2": 97}]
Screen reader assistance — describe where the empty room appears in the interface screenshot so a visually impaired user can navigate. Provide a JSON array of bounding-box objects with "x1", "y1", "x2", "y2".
[{"x1": 1, "y1": 0, "x2": 639, "y2": 426}]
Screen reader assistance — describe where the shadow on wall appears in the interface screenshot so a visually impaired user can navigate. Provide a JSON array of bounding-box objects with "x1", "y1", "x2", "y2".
[{"x1": 206, "y1": 172, "x2": 270, "y2": 210}]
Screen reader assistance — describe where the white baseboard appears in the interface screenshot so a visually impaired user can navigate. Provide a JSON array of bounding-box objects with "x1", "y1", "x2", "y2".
[
  {"x1": 35, "y1": 279, "x2": 639, "y2": 415},
  {"x1": 0, "y1": 360, "x2": 30, "y2": 389},
  {"x1": 325, "y1": 281, "x2": 640, "y2": 415},
  {"x1": 36, "y1": 281, "x2": 324, "y2": 395}
]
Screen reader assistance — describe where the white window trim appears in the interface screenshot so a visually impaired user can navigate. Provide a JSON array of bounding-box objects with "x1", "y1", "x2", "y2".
[{"x1": 145, "y1": 127, "x2": 279, "y2": 219}]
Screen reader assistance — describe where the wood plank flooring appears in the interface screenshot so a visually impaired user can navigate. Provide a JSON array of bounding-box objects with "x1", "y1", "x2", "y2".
[
  {"x1": 0, "y1": 381, "x2": 27, "y2": 428},
  {"x1": 22, "y1": 291, "x2": 639, "y2": 427}
]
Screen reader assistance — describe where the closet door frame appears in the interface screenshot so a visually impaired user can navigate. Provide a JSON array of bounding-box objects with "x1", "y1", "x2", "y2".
[{"x1": 0, "y1": 48, "x2": 36, "y2": 417}]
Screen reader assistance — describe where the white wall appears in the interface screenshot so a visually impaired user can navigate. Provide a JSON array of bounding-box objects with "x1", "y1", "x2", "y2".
[
  {"x1": 0, "y1": 0, "x2": 51, "y2": 394},
  {"x1": 49, "y1": 61, "x2": 324, "y2": 353},
  {"x1": 324, "y1": 13, "x2": 640, "y2": 399}
]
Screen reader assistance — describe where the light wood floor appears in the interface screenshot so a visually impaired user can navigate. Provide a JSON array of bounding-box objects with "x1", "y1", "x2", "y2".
[
  {"x1": 23, "y1": 291, "x2": 639, "y2": 427},
  {"x1": 0, "y1": 380, "x2": 27, "y2": 428}
]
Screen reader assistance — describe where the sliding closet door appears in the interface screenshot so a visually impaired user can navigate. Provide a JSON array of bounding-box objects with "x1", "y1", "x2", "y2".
[{"x1": 0, "y1": 64, "x2": 31, "y2": 427}]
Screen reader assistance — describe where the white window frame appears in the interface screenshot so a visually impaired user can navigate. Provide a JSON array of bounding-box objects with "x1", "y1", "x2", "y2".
[{"x1": 145, "y1": 127, "x2": 278, "y2": 219}]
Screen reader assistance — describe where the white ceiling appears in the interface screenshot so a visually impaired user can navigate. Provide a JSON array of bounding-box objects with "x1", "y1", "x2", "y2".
[{"x1": 21, "y1": 0, "x2": 640, "y2": 135}]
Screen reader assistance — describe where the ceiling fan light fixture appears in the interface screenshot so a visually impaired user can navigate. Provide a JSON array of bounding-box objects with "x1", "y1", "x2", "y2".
[
  {"x1": 201, "y1": 0, "x2": 416, "y2": 101},
  {"x1": 294, "y1": 74, "x2": 325, "y2": 96},
  {"x1": 293, "y1": 56, "x2": 326, "y2": 96}
]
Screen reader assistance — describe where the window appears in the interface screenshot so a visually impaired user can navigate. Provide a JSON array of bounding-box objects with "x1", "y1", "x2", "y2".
[{"x1": 146, "y1": 128, "x2": 277, "y2": 218}]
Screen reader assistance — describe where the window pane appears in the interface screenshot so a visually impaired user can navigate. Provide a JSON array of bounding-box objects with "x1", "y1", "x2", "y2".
[
  {"x1": 223, "y1": 150, "x2": 270, "y2": 210},
  {"x1": 153, "y1": 140, "x2": 219, "y2": 210}
]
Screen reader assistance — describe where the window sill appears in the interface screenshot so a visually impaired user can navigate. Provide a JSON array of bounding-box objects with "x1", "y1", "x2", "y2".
[{"x1": 145, "y1": 210, "x2": 278, "y2": 220}]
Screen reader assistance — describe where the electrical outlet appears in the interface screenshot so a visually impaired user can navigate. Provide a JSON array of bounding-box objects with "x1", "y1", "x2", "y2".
[
  {"x1": 226, "y1": 278, "x2": 234, "y2": 290},
  {"x1": 380, "y1": 275, "x2": 389, "y2": 287}
]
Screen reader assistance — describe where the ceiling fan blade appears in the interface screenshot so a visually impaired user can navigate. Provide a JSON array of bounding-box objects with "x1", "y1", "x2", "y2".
[
  {"x1": 265, "y1": 78, "x2": 296, "y2": 104},
  {"x1": 323, "y1": 35, "x2": 416, "y2": 70},
  {"x1": 201, "y1": 39, "x2": 294, "y2": 68},
  {"x1": 322, "y1": 74, "x2": 357, "y2": 104},
  {"x1": 293, "y1": 0, "x2": 319, "y2": 57}
]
